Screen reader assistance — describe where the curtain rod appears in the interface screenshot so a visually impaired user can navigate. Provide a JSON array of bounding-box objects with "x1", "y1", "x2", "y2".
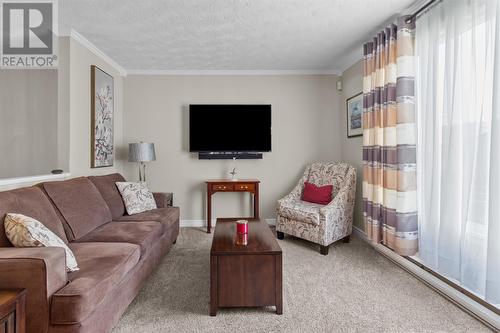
[{"x1": 406, "y1": 0, "x2": 438, "y2": 23}]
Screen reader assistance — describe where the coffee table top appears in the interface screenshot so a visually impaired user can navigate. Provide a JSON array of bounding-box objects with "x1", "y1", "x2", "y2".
[{"x1": 210, "y1": 218, "x2": 282, "y2": 255}]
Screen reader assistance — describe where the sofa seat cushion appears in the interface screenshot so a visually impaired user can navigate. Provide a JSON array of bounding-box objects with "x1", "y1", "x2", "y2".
[
  {"x1": 115, "y1": 207, "x2": 179, "y2": 230},
  {"x1": 75, "y1": 221, "x2": 164, "y2": 258},
  {"x1": 277, "y1": 200, "x2": 323, "y2": 225},
  {"x1": 88, "y1": 173, "x2": 126, "y2": 219},
  {"x1": 50, "y1": 242, "x2": 140, "y2": 324},
  {"x1": 42, "y1": 177, "x2": 112, "y2": 241}
]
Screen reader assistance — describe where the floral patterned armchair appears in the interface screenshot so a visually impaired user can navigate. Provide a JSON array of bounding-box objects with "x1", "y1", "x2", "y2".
[{"x1": 276, "y1": 162, "x2": 356, "y2": 255}]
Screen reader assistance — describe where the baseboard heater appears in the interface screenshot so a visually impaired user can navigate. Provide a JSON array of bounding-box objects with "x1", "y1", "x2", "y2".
[{"x1": 198, "y1": 152, "x2": 263, "y2": 160}]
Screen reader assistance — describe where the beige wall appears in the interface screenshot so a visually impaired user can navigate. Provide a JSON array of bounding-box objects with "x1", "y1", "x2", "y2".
[
  {"x1": 123, "y1": 75, "x2": 342, "y2": 221},
  {"x1": 68, "y1": 37, "x2": 125, "y2": 176},
  {"x1": 340, "y1": 60, "x2": 364, "y2": 229},
  {"x1": 0, "y1": 36, "x2": 125, "y2": 190},
  {"x1": 0, "y1": 34, "x2": 362, "y2": 228},
  {"x1": 57, "y1": 37, "x2": 70, "y2": 172},
  {"x1": 0, "y1": 69, "x2": 59, "y2": 179}
]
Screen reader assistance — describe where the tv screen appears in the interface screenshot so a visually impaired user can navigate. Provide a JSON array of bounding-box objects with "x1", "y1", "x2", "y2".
[{"x1": 189, "y1": 104, "x2": 271, "y2": 152}]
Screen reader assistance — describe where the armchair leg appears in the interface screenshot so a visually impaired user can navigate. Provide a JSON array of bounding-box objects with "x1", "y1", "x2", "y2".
[
  {"x1": 342, "y1": 235, "x2": 350, "y2": 243},
  {"x1": 276, "y1": 231, "x2": 284, "y2": 240},
  {"x1": 320, "y1": 245, "x2": 329, "y2": 255}
]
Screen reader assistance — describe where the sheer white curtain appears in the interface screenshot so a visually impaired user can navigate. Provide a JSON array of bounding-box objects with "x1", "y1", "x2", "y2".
[{"x1": 416, "y1": 0, "x2": 500, "y2": 305}]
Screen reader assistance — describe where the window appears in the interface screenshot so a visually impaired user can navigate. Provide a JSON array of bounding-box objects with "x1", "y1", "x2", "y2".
[{"x1": 415, "y1": 0, "x2": 500, "y2": 307}]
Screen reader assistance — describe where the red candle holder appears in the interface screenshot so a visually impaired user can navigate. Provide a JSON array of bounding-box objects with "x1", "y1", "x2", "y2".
[
  {"x1": 236, "y1": 220, "x2": 248, "y2": 245},
  {"x1": 236, "y1": 232, "x2": 248, "y2": 246},
  {"x1": 236, "y1": 219, "x2": 248, "y2": 234}
]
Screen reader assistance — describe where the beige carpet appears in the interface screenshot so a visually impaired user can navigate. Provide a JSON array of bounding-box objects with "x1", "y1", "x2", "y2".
[{"x1": 112, "y1": 228, "x2": 490, "y2": 333}]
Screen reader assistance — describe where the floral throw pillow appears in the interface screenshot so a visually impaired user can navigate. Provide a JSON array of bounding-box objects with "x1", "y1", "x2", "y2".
[
  {"x1": 116, "y1": 182, "x2": 157, "y2": 215},
  {"x1": 4, "y1": 213, "x2": 79, "y2": 272}
]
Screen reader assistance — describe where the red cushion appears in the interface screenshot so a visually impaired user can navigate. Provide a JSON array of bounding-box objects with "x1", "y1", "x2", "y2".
[{"x1": 302, "y1": 182, "x2": 333, "y2": 205}]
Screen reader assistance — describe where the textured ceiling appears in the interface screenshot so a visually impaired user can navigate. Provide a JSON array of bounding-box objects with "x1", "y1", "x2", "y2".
[{"x1": 60, "y1": 0, "x2": 417, "y2": 72}]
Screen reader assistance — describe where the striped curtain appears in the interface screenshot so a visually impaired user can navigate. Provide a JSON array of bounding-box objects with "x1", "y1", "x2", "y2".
[{"x1": 362, "y1": 16, "x2": 418, "y2": 256}]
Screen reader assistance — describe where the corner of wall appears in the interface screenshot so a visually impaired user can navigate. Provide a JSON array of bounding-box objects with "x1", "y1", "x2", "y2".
[
  {"x1": 340, "y1": 60, "x2": 364, "y2": 230},
  {"x1": 67, "y1": 30, "x2": 126, "y2": 177}
]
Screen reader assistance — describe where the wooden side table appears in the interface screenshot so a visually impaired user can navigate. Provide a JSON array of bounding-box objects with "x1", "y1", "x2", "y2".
[
  {"x1": 0, "y1": 289, "x2": 26, "y2": 333},
  {"x1": 205, "y1": 179, "x2": 260, "y2": 233}
]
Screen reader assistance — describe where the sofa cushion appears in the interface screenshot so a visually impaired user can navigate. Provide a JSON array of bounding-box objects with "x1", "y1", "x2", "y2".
[
  {"x1": 115, "y1": 207, "x2": 180, "y2": 230},
  {"x1": 115, "y1": 182, "x2": 157, "y2": 215},
  {"x1": 75, "y1": 221, "x2": 164, "y2": 257},
  {"x1": 50, "y1": 242, "x2": 140, "y2": 324},
  {"x1": 277, "y1": 200, "x2": 323, "y2": 225},
  {"x1": 4, "y1": 213, "x2": 79, "y2": 271},
  {"x1": 88, "y1": 173, "x2": 126, "y2": 219},
  {"x1": 0, "y1": 187, "x2": 68, "y2": 246},
  {"x1": 302, "y1": 181, "x2": 333, "y2": 205},
  {"x1": 42, "y1": 177, "x2": 112, "y2": 241}
]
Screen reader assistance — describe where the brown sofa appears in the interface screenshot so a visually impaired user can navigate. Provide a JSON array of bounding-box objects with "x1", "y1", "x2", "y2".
[{"x1": 0, "y1": 173, "x2": 179, "y2": 333}]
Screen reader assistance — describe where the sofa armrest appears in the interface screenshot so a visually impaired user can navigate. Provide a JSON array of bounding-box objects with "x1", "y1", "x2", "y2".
[
  {"x1": 319, "y1": 173, "x2": 357, "y2": 242},
  {"x1": 0, "y1": 247, "x2": 68, "y2": 333},
  {"x1": 153, "y1": 192, "x2": 173, "y2": 208},
  {"x1": 320, "y1": 186, "x2": 352, "y2": 219}
]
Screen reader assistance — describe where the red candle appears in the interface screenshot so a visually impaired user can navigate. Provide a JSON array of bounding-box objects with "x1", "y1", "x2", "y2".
[{"x1": 236, "y1": 220, "x2": 248, "y2": 234}]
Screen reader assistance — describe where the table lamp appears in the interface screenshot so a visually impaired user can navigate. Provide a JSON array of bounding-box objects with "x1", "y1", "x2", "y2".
[{"x1": 128, "y1": 142, "x2": 156, "y2": 182}]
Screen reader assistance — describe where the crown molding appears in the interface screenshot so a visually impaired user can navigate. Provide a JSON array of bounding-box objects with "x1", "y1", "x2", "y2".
[
  {"x1": 338, "y1": 46, "x2": 363, "y2": 74},
  {"x1": 337, "y1": 0, "x2": 426, "y2": 74},
  {"x1": 69, "y1": 29, "x2": 127, "y2": 77},
  {"x1": 126, "y1": 69, "x2": 341, "y2": 76},
  {"x1": 63, "y1": 32, "x2": 340, "y2": 76}
]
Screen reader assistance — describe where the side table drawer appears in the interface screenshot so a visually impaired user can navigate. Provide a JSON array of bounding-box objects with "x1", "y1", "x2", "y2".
[
  {"x1": 234, "y1": 183, "x2": 255, "y2": 191},
  {"x1": 212, "y1": 184, "x2": 234, "y2": 191}
]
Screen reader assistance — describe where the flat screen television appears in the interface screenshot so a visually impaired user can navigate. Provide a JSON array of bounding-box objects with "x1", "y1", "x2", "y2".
[{"x1": 189, "y1": 104, "x2": 272, "y2": 152}]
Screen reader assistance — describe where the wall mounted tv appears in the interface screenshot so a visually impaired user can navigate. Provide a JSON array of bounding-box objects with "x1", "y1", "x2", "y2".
[{"x1": 189, "y1": 104, "x2": 271, "y2": 159}]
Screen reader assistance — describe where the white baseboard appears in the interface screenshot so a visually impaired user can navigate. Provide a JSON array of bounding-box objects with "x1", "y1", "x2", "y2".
[
  {"x1": 180, "y1": 218, "x2": 276, "y2": 228},
  {"x1": 266, "y1": 218, "x2": 276, "y2": 225},
  {"x1": 180, "y1": 220, "x2": 211, "y2": 228},
  {"x1": 353, "y1": 225, "x2": 500, "y2": 330},
  {"x1": 352, "y1": 225, "x2": 367, "y2": 240}
]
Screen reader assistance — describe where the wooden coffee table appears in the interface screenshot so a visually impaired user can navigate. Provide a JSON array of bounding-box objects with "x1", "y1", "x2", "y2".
[{"x1": 210, "y1": 218, "x2": 283, "y2": 316}]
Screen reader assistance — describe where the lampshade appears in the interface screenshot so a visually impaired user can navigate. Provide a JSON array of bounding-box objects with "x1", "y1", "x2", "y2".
[{"x1": 128, "y1": 143, "x2": 156, "y2": 162}]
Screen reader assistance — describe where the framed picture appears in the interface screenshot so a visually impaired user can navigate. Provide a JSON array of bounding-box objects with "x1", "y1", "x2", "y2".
[
  {"x1": 346, "y1": 92, "x2": 363, "y2": 138},
  {"x1": 91, "y1": 65, "x2": 114, "y2": 168}
]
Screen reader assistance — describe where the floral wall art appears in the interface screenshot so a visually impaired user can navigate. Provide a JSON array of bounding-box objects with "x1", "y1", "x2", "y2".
[{"x1": 91, "y1": 65, "x2": 114, "y2": 168}]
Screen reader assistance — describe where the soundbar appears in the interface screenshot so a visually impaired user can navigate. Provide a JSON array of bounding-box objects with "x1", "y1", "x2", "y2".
[{"x1": 198, "y1": 152, "x2": 263, "y2": 160}]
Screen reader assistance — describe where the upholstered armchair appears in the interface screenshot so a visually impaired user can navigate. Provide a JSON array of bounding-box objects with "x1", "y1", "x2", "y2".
[{"x1": 276, "y1": 162, "x2": 356, "y2": 255}]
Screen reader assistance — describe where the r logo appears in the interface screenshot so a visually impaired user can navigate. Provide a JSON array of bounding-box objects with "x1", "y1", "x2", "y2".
[{"x1": 2, "y1": 2, "x2": 53, "y2": 54}]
